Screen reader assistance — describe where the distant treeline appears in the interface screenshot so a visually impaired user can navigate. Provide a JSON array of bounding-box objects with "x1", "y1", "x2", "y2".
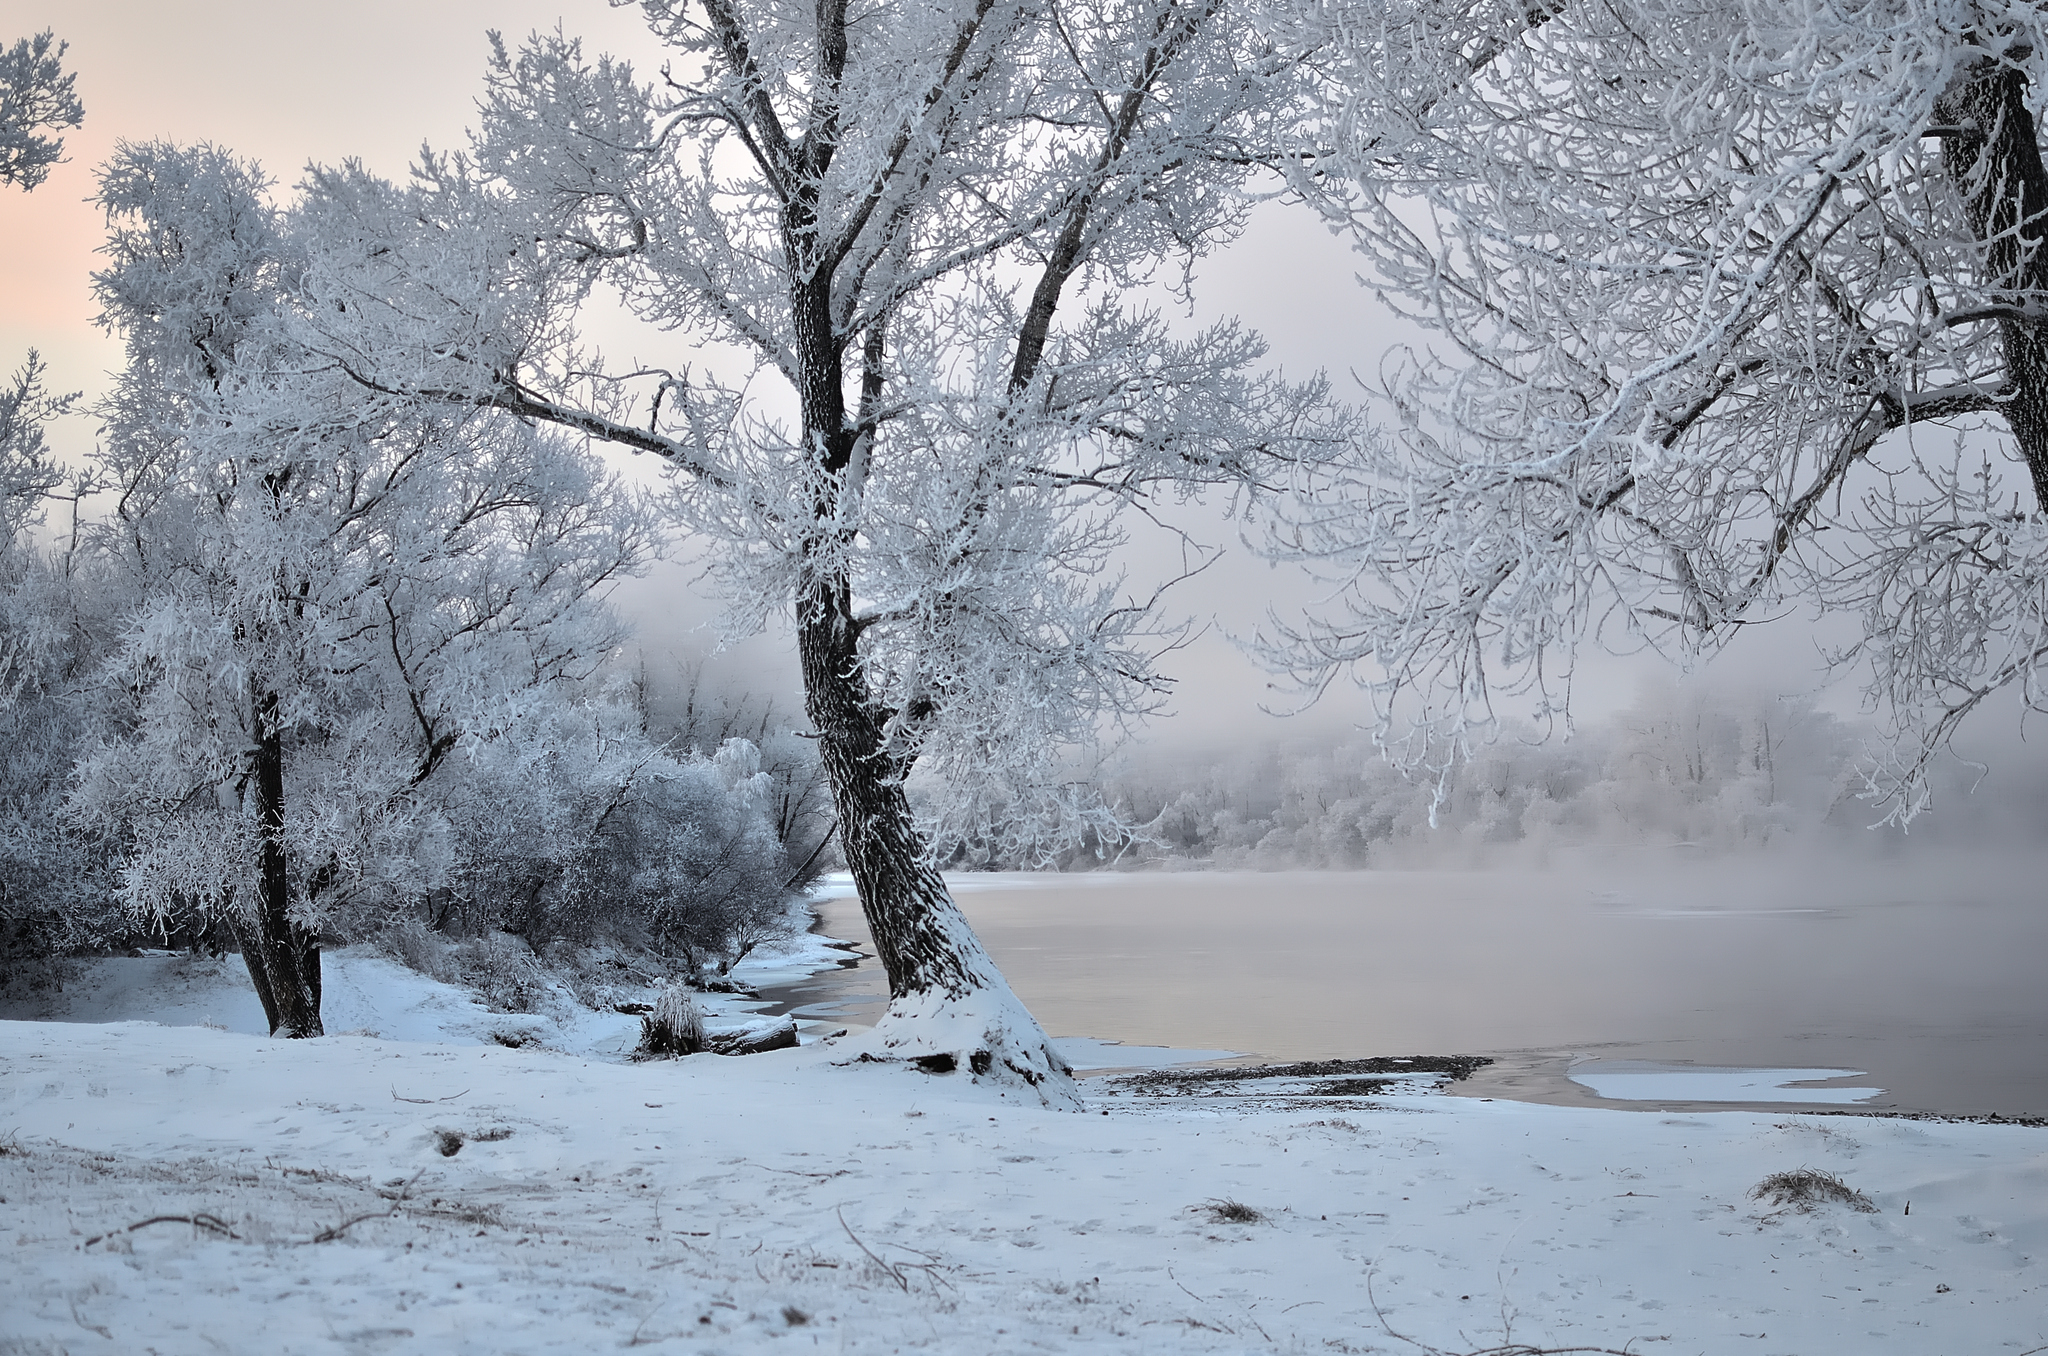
[{"x1": 951, "y1": 681, "x2": 2048, "y2": 872}]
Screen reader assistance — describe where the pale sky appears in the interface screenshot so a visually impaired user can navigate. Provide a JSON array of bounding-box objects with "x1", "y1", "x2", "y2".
[{"x1": 0, "y1": 0, "x2": 1838, "y2": 754}]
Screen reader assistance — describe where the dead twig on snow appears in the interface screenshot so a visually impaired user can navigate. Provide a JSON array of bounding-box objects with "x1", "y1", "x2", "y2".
[
  {"x1": 304, "y1": 1168, "x2": 425, "y2": 1244},
  {"x1": 838, "y1": 1205, "x2": 909, "y2": 1291},
  {"x1": 749, "y1": 1160, "x2": 852, "y2": 1180},
  {"x1": 834, "y1": 1206, "x2": 953, "y2": 1293},
  {"x1": 83, "y1": 1213, "x2": 241, "y2": 1248},
  {"x1": 1365, "y1": 1270, "x2": 1650, "y2": 1356}
]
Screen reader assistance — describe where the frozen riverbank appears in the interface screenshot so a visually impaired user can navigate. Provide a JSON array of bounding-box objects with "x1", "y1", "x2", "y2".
[
  {"x1": 0, "y1": 924, "x2": 861, "y2": 1060},
  {"x1": 4, "y1": 1016, "x2": 2046, "y2": 1355}
]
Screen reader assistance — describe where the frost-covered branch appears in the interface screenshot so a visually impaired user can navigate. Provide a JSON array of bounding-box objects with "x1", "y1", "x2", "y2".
[
  {"x1": 0, "y1": 30, "x2": 82, "y2": 191},
  {"x1": 1262, "y1": 0, "x2": 2048, "y2": 814}
]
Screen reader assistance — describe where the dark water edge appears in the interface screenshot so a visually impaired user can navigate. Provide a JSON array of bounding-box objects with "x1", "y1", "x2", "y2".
[
  {"x1": 755, "y1": 854, "x2": 2048, "y2": 1117},
  {"x1": 752, "y1": 921, "x2": 888, "y2": 1033}
]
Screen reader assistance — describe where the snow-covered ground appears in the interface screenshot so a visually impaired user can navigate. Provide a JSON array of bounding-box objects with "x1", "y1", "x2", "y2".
[{"x1": 3, "y1": 952, "x2": 2044, "y2": 1354}]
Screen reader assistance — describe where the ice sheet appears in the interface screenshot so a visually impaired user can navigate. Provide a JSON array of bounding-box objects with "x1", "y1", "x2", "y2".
[{"x1": 1570, "y1": 1060, "x2": 1883, "y2": 1103}]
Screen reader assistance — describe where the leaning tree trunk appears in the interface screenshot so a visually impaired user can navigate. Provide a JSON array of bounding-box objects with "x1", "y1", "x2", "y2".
[
  {"x1": 768, "y1": 113, "x2": 1075, "y2": 1099},
  {"x1": 797, "y1": 574, "x2": 1074, "y2": 1099},
  {"x1": 239, "y1": 688, "x2": 323, "y2": 1038},
  {"x1": 1939, "y1": 57, "x2": 2048, "y2": 513}
]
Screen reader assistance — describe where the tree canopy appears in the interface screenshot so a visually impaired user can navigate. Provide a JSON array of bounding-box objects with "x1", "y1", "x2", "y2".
[
  {"x1": 0, "y1": 30, "x2": 82, "y2": 192},
  {"x1": 1263, "y1": 0, "x2": 2048, "y2": 817}
]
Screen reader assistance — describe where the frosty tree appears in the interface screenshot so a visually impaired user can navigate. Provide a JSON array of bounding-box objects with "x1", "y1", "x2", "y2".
[
  {"x1": 0, "y1": 29, "x2": 82, "y2": 192},
  {"x1": 293, "y1": 0, "x2": 1346, "y2": 1090},
  {"x1": 1264, "y1": 0, "x2": 2048, "y2": 816},
  {"x1": 0, "y1": 28, "x2": 78, "y2": 547},
  {"x1": 82, "y1": 144, "x2": 653, "y2": 1037},
  {"x1": 0, "y1": 30, "x2": 95, "y2": 987}
]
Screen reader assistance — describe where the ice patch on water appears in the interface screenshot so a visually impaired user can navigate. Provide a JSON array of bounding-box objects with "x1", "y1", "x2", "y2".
[
  {"x1": 1569, "y1": 1060, "x2": 1882, "y2": 1104},
  {"x1": 1051, "y1": 1036, "x2": 1243, "y2": 1072}
]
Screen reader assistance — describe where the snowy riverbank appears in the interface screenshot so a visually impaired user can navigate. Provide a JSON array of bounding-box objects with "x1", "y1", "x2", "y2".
[
  {"x1": 5, "y1": 1003, "x2": 2045, "y2": 1354},
  {"x1": 0, "y1": 930, "x2": 860, "y2": 1061}
]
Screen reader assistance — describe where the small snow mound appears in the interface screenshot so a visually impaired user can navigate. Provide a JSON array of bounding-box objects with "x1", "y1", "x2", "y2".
[{"x1": 1749, "y1": 1167, "x2": 1878, "y2": 1213}]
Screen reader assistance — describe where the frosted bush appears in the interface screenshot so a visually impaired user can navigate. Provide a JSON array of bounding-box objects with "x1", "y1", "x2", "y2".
[
  {"x1": 637, "y1": 983, "x2": 705, "y2": 1058},
  {"x1": 432, "y1": 698, "x2": 793, "y2": 983},
  {"x1": 445, "y1": 932, "x2": 555, "y2": 1015}
]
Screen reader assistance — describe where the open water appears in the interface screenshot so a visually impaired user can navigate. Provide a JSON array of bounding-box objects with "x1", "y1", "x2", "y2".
[{"x1": 757, "y1": 849, "x2": 2048, "y2": 1116}]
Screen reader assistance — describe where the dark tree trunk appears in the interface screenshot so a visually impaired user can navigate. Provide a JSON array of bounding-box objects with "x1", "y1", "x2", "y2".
[
  {"x1": 648, "y1": 0, "x2": 1078, "y2": 1094},
  {"x1": 777, "y1": 190, "x2": 1001, "y2": 1005},
  {"x1": 227, "y1": 911, "x2": 281, "y2": 1034},
  {"x1": 798, "y1": 578, "x2": 993, "y2": 1002},
  {"x1": 246, "y1": 688, "x2": 323, "y2": 1038},
  {"x1": 1939, "y1": 58, "x2": 2048, "y2": 512},
  {"x1": 795, "y1": 569, "x2": 1069, "y2": 1092}
]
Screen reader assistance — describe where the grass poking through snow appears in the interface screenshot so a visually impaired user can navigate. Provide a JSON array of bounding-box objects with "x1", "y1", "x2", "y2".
[
  {"x1": 1749, "y1": 1167, "x2": 1878, "y2": 1213},
  {"x1": 1201, "y1": 1198, "x2": 1264, "y2": 1224}
]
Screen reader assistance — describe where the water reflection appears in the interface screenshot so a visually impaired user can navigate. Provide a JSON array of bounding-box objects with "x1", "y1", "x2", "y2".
[{"x1": 757, "y1": 851, "x2": 2048, "y2": 1116}]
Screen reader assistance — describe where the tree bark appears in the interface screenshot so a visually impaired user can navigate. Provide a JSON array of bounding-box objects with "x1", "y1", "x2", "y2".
[
  {"x1": 773, "y1": 126, "x2": 1005, "y2": 1010},
  {"x1": 1939, "y1": 57, "x2": 2048, "y2": 512},
  {"x1": 247, "y1": 687, "x2": 323, "y2": 1038},
  {"x1": 798, "y1": 579, "x2": 991, "y2": 1003},
  {"x1": 797, "y1": 573, "x2": 1067, "y2": 1092},
  {"x1": 227, "y1": 910, "x2": 281, "y2": 1035}
]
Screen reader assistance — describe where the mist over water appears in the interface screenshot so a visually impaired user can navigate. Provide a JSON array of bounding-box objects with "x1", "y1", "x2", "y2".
[
  {"x1": 737, "y1": 673, "x2": 2048, "y2": 1116},
  {"x1": 774, "y1": 847, "x2": 2048, "y2": 1116}
]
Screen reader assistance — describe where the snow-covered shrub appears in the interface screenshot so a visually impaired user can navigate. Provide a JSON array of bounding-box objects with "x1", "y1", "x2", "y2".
[
  {"x1": 375, "y1": 914, "x2": 453, "y2": 985},
  {"x1": 579, "y1": 740, "x2": 794, "y2": 972},
  {"x1": 538, "y1": 939, "x2": 660, "y2": 1013},
  {"x1": 0, "y1": 677, "x2": 106, "y2": 996},
  {"x1": 637, "y1": 982, "x2": 705, "y2": 1057},
  {"x1": 1200, "y1": 1199, "x2": 1264, "y2": 1224},
  {"x1": 1749, "y1": 1168, "x2": 1876, "y2": 1214},
  {"x1": 637, "y1": 667, "x2": 837, "y2": 887},
  {"x1": 0, "y1": 543, "x2": 120, "y2": 997},
  {"x1": 433, "y1": 694, "x2": 793, "y2": 981},
  {"x1": 442, "y1": 931, "x2": 553, "y2": 1015}
]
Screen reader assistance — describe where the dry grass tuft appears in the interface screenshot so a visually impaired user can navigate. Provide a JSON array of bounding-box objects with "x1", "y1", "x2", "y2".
[
  {"x1": 1749, "y1": 1167, "x2": 1877, "y2": 1213},
  {"x1": 636, "y1": 984, "x2": 706, "y2": 1058},
  {"x1": 1201, "y1": 1198, "x2": 1264, "y2": 1224}
]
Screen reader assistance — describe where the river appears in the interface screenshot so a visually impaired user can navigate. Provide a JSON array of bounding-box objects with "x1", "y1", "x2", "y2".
[{"x1": 755, "y1": 848, "x2": 2048, "y2": 1117}]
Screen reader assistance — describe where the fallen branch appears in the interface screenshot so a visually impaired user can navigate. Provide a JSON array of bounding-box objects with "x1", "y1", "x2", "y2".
[
  {"x1": 307, "y1": 1209, "x2": 391, "y2": 1244},
  {"x1": 833, "y1": 1207, "x2": 954, "y2": 1293},
  {"x1": 83, "y1": 1213, "x2": 240, "y2": 1248},
  {"x1": 1366, "y1": 1271, "x2": 1648, "y2": 1356},
  {"x1": 749, "y1": 1160, "x2": 852, "y2": 1180},
  {"x1": 392, "y1": 1087, "x2": 469, "y2": 1104},
  {"x1": 838, "y1": 1205, "x2": 910, "y2": 1291},
  {"x1": 80, "y1": 1169, "x2": 432, "y2": 1252},
  {"x1": 302, "y1": 1168, "x2": 425, "y2": 1245}
]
